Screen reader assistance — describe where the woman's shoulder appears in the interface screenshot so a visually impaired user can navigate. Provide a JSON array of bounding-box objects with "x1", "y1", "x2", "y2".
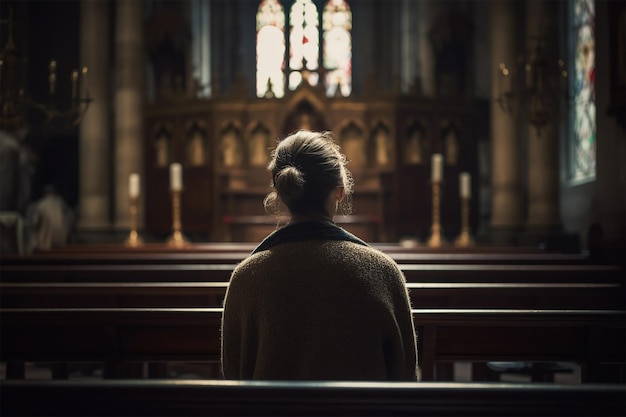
[{"x1": 323, "y1": 240, "x2": 403, "y2": 275}]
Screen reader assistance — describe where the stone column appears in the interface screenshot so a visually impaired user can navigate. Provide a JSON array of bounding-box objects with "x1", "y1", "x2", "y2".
[
  {"x1": 417, "y1": 1, "x2": 439, "y2": 97},
  {"x1": 489, "y1": 1, "x2": 524, "y2": 243},
  {"x1": 525, "y1": 1, "x2": 561, "y2": 233},
  {"x1": 114, "y1": 0, "x2": 144, "y2": 230},
  {"x1": 78, "y1": 0, "x2": 111, "y2": 231},
  {"x1": 400, "y1": 0, "x2": 419, "y2": 94}
]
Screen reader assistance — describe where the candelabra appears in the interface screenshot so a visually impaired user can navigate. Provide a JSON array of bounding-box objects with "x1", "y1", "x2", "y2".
[
  {"x1": 496, "y1": 37, "x2": 567, "y2": 137},
  {"x1": 454, "y1": 196, "x2": 474, "y2": 247},
  {"x1": 427, "y1": 181, "x2": 444, "y2": 247},
  {"x1": 167, "y1": 190, "x2": 188, "y2": 247},
  {"x1": 28, "y1": 62, "x2": 93, "y2": 132},
  {"x1": 0, "y1": 8, "x2": 92, "y2": 133},
  {"x1": 125, "y1": 196, "x2": 143, "y2": 247}
]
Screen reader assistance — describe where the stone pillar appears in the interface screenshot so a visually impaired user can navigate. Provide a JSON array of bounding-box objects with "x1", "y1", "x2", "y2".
[
  {"x1": 525, "y1": 1, "x2": 561, "y2": 233},
  {"x1": 417, "y1": 1, "x2": 439, "y2": 97},
  {"x1": 489, "y1": 1, "x2": 524, "y2": 243},
  {"x1": 400, "y1": 0, "x2": 419, "y2": 94},
  {"x1": 114, "y1": 0, "x2": 144, "y2": 230},
  {"x1": 78, "y1": 0, "x2": 111, "y2": 231}
]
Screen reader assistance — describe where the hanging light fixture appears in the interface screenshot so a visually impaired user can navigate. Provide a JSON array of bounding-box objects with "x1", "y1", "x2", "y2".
[
  {"x1": 0, "y1": 7, "x2": 92, "y2": 133},
  {"x1": 496, "y1": 37, "x2": 567, "y2": 137}
]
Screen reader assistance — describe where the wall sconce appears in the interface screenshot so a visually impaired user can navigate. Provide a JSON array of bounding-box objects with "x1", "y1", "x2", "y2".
[{"x1": 496, "y1": 37, "x2": 567, "y2": 137}]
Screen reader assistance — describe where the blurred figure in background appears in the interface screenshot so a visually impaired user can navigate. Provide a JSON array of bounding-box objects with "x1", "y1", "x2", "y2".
[{"x1": 27, "y1": 184, "x2": 74, "y2": 251}]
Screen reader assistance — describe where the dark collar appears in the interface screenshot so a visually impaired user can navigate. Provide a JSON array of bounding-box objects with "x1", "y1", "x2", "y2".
[{"x1": 251, "y1": 221, "x2": 369, "y2": 254}]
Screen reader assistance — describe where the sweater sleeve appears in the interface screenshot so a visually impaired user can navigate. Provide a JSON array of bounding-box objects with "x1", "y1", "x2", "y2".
[
  {"x1": 381, "y1": 259, "x2": 420, "y2": 381},
  {"x1": 221, "y1": 261, "x2": 258, "y2": 380}
]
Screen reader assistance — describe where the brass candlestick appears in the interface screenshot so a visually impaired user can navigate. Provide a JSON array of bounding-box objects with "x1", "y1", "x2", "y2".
[
  {"x1": 167, "y1": 190, "x2": 189, "y2": 247},
  {"x1": 427, "y1": 181, "x2": 444, "y2": 247},
  {"x1": 454, "y1": 196, "x2": 474, "y2": 247},
  {"x1": 125, "y1": 196, "x2": 143, "y2": 247}
]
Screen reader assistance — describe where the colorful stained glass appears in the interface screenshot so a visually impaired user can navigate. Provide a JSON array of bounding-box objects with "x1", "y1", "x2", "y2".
[
  {"x1": 571, "y1": 0, "x2": 596, "y2": 180},
  {"x1": 289, "y1": 0, "x2": 319, "y2": 90},
  {"x1": 256, "y1": 0, "x2": 285, "y2": 98},
  {"x1": 323, "y1": 0, "x2": 352, "y2": 97}
]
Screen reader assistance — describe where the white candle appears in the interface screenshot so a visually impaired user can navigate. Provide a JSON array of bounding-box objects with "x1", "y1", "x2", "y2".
[
  {"x1": 129, "y1": 173, "x2": 140, "y2": 199},
  {"x1": 460, "y1": 172, "x2": 471, "y2": 199},
  {"x1": 170, "y1": 163, "x2": 182, "y2": 191},
  {"x1": 431, "y1": 154, "x2": 443, "y2": 182}
]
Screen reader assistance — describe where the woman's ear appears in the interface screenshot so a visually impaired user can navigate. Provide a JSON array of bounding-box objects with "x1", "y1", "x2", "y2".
[{"x1": 336, "y1": 186, "x2": 345, "y2": 202}]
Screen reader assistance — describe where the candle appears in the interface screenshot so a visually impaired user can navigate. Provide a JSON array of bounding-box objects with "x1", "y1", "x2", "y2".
[
  {"x1": 49, "y1": 59, "x2": 57, "y2": 95},
  {"x1": 81, "y1": 66, "x2": 89, "y2": 96},
  {"x1": 170, "y1": 163, "x2": 182, "y2": 191},
  {"x1": 71, "y1": 69, "x2": 79, "y2": 100},
  {"x1": 460, "y1": 172, "x2": 471, "y2": 199},
  {"x1": 129, "y1": 173, "x2": 140, "y2": 199},
  {"x1": 431, "y1": 154, "x2": 443, "y2": 182}
]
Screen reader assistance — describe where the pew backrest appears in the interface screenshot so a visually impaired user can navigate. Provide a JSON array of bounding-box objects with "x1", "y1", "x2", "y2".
[
  {"x1": 1, "y1": 307, "x2": 624, "y2": 382},
  {"x1": 1, "y1": 379, "x2": 625, "y2": 417}
]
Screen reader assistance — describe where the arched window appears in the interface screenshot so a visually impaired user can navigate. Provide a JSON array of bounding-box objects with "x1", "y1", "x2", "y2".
[
  {"x1": 323, "y1": 0, "x2": 352, "y2": 97},
  {"x1": 256, "y1": 0, "x2": 352, "y2": 98},
  {"x1": 256, "y1": 0, "x2": 286, "y2": 98},
  {"x1": 569, "y1": 0, "x2": 595, "y2": 181},
  {"x1": 289, "y1": 0, "x2": 320, "y2": 90}
]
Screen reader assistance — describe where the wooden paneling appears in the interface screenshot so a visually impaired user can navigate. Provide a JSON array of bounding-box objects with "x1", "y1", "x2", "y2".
[{"x1": 144, "y1": 86, "x2": 487, "y2": 242}]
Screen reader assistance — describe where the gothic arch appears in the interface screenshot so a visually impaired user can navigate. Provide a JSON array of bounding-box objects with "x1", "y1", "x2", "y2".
[
  {"x1": 369, "y1": 120, "x2": 394, "y2": 169},
  {"x1": 217, "y1": 121, "x2": 244, "y2": 169},
  {"x1": 245, "y1": 122, "x2": 273, "y2": 168},
  {"x1": 184, "y1": 120, "x2": 208, "y2": 167},
  {"x1": 336, "y1": 119, "x2": 367, "y2": 169}
]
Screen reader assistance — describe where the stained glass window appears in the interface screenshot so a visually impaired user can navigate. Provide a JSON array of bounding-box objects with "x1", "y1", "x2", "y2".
[
  {"x1": 256, "y1": 0, "x2": 352, "y2": 98},
  {"x1": 570, "y1": 0, "x2": 596, "y2": 181},
  {"x1": 289, "y1": 0, "x2": 319, "y2": 90},
  {"x1": 256, "y1": 0, "x2": 285, "y2": 98},
  {"x1": 323, "y1": 0, "x2": 352, "y2": 97}
]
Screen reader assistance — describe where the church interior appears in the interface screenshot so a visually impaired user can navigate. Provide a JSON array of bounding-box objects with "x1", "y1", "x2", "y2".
[
  {"x1": 0, "y1": 0, "x2": 622, "y2": 251},
  {"x1": 0, "y1": 1, "x2": 625, "y2": 415}
]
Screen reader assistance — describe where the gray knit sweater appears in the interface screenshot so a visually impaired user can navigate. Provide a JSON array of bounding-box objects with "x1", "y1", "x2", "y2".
[{"x1": 221, "y1": 239, "x2": 419, "y2": 381}]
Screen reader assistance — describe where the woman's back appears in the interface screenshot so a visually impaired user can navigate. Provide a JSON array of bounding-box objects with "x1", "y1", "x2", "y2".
[{"x1": 221, "y1": 238, "x2": 418, "y2": 381}]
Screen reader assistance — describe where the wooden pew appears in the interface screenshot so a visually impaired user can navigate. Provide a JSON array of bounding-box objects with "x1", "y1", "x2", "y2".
[
  {"x1": 1, "y1": 281, "x2": 623, "y2": 310},
  {"x1": 1, "y1": 262, "x2": 622, "y2": 284},
  {"x1": 0, "y1": 246, "x2": 596, "y2": 265},
  {"x1": 1, "y1": 307, "x2": 624, "y2": 382},
  {"x1": 1, "y1": 379, "x2": 625, "y2": 417}
]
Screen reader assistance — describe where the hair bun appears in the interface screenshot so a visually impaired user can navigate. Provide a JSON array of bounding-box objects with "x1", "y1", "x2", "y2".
[{"x1": 274, "y1": 166, "x2": 305, "y2": 201}]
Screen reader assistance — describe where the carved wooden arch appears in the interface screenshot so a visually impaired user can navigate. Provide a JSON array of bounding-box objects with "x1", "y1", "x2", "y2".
[
  {"x1": 279, "y1": 86, "x2": 327, "y2": 134},
  {"x1": 153, "y1": 122, "x2": 173, "y2": 168},
  {"x1": 439, "y1": 119, "x2": 462, "y2": 166},
  {"x1": 216, "y1": 120, "x2": 245, "y2": 169},
  {"x1": 404, "y1": 116, "x2": 430, "y2": 166},
  {"x1": 184, "y1": 119, "x2": 208, "y2": 167},
  {"x1": 244, "y1": 121, "x2": 274, "y2": 168},
  {"x1": 368, "y1": 118, "x2": 394, "y2": 169},
  {"x1": 334, "y1": 118, "x2": 368, "y2": 169}
]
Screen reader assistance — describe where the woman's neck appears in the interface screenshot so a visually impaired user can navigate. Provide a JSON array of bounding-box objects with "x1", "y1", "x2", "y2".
[{"x1": 289, "y1": 212, "x2": 334, "y2": 225}]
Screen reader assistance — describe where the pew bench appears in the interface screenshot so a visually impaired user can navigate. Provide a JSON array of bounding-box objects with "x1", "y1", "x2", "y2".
[
  {"x1": 1, "y1": 281, "x2": 623, "y2": 310},
  {"x1": 1, "y1": 307, "x2": 624, "y2": 382},
  {"x1": 1, "y1": 379, "x2": 625, "y2": 417},
  {"x1": 0, "y1": 248, "x2": 596, "y2": 265},
  {"x1": 1, "y1": 263, "x2": 622, "y2": 283}
]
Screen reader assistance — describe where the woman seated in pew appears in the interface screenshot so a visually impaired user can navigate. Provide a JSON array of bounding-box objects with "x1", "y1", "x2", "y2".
[{"x1": 221, "y1": 130, "x2": 419, "y2": 381}]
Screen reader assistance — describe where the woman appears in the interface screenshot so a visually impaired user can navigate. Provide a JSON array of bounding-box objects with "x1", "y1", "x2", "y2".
[{"x1": 221, "y1": 130, "x2": 418, "y2": 381}]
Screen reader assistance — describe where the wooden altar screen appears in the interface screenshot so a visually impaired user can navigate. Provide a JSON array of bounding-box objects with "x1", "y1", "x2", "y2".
[{"x1": 143, "y1": 79, "x2": 486, "y2": 243}]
